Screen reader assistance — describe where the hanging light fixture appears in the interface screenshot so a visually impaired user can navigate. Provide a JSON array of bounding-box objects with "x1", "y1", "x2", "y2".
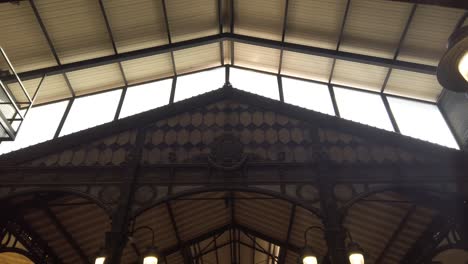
[
  {"x1": 142, "y1": 245, "x2": 160, "y2": 264},
  {"x1": 130, "y1": 225, "x2": 160, "y2": 264},
  {"x1": 299, "y1": 226, "x2": 323, "y2": 264},
  {"x1": 300, "y1": 226, "x2": 366, "y2": 264},
  {"x1": 347, "y1": 242, "x2": 365, "y2": 264},
  {"x1": 94, "y1": 248, "x2": 107, "y2": 264},
  {"x1": 301, "y1": 246, "x2": 318, "y2": 264},
  {"x1": 437, "y1": 26, "x2": 468, "y2": 92}
]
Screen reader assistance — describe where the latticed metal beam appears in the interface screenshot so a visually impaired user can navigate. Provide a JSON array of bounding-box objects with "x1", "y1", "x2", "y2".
[{"x1": 3, "y1": 33, "x2": 438, "y2": 84}]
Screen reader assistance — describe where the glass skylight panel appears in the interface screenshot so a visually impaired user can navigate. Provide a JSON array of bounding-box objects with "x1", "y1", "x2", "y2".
[
  {"x1": 230, "y1": 68, "x2": 280, "y2": 100},
  {"x1": 119, "y1": 79, "x2": 172, "y2": 119},
  {"x1": 388, "y1": 97, "x2": 459, "y2": 149},
  {"x1": 60, "y1": 89, "x2": 122, "y2": 136},
  {"x1": 0, "y1": 101, "x2": 69, "y2": 155},
  {"x1": 174, "y1": 68, "x2": 225, "y2": 102},
  {"x1": 334, "y1": 87, "x2": 394, "y2": 131},
  {"x1": 282, "y1": 77, "x2": 335, "y2": 115}
]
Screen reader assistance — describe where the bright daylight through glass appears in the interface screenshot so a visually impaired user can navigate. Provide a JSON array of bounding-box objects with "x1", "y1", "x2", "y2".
[{"x1": 0, "y1": 66, "x2": 460, "y2": 154}]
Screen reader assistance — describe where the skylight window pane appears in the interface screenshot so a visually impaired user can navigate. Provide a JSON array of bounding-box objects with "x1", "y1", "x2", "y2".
[
  {"x1": 388, "y1": 97, "x2": 458, "y2": 149},
  {"x1": 334, "y1": 87, "x2": 394, "y2": 131},
  {"x1": 174, "y1": 68, "x2": 225, "y2": 102},
  {"x1": 0, "y1": 101, "x2": 68, "y2": 155},
  {"x1": 230, "y1": 68, "x2": 280, "y2": 100},
  {"x1": 119, "y1": 79, "x2": 172, "y2": 119},
  {"x1": 60, "y1": 89, "x2": 122, "y2": 136},
  {"x1": 282, "y1": 77, "x2": 335, "y2": 115}
]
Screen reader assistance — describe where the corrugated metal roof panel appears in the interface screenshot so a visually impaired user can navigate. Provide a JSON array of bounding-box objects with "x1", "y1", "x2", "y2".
[
  {"x1": 166, "y1": 252, "x2": 185, "y2": 264},
  {"x1": 51, "y1": 198, "x2": 111, "y2": 262},
  {"x1": 385, "y1": 70, "x2": 442, "y2": 102},
  {"x1": 0, "y1": 2, "x2": 57, "y2": 73},
  {"x1": 23, "y1": 209, "x2": 82, "y2": 263},
  {"x1": 281, "y1": 51, "x2": 334, "y2": 82},
  {"x1": 332, "y1": 60, "x2": 388, "y2": 91},
  {"x1": 66, "y1": 63, "x2": 125, "y2": 95},
  {"x1": 171, "y1": 192, "x2": 230, "y2": 241},
  {"x1": 285, "y1": 0, "x2": 347, "y2": 49},
  {"x1": 121, "y1": 53, "x2": 173, "y2": 85},
  {"x1": 134, "y1": 205, "x2": 179, "y2": 251},
  {"x1": 174, "y1": 43, "x2": 221, "y2": 74},
  {"x1": 344, "y1": 192, "x2": 421, "y2": 264},
  {"x1": 377, "y1": 207, "x2": 434, "y2": 264},
  {"x1": 166, "y1": 0, "x2": 218, "y2": 43},
  {"x1": 235, "y1": 192, "x2": 291, "y2": 243},
  {"x1": 397, "y1": 5, "x2": 464, "y2": 66},
  {"x1": 102, "y1": 0, "x2": 169, "y2": 53},
  {"x1": 234, "y1": 43, "x2": 280, "y2": 73},
  {"x1": 8, "y1": 74, "x2": 72, "y2": 105},
  {"x1": 234, "y1": 0, "x2": 285, "y2": 41},
  {"x1": 35, "y1": 0, "x2": 114, "y2": 64},
  {"x1": 340, "y1": 0, "x2": 413, "y2": 59}
]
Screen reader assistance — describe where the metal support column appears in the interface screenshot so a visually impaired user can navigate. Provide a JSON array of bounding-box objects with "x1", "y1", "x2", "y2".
[
  {"x1": 106, "y1": 127, "x2": 146, "y2": 264},
  {"x1": 319, "y1": 165, "x2": 348, "y2": 264}
]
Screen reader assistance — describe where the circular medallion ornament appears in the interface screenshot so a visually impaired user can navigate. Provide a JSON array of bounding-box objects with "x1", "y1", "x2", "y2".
[
  {"x1": 297, "y1": 184, "x2": 319, "y2": 202},
  {"x1": 134, "y1": 185, "x2": 157, "y2": 204},
  {"x1": 208, "y1": 133, "x2": 247, "y2": 170},
  {"x1": 333, "y1": 184, "x2": 354, "y2": 202},
  {"x1": 99, "y1": 186, "x2": 121, "y2": 204}
]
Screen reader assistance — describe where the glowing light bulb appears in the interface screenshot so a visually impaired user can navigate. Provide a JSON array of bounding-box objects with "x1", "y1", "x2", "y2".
[
  {"x1": 143, "y1": 256, "x2": 158, "y2": 264},
  {"x1": 458, "y1": 51, "x2": 468, "y2": 82},
  {"x1": 302, "y1": 256, "x2": 318, "y2": 264},
  {"x1": 349, "y1": 253, "x2": 364, "y2": 264},
  {"x1": 95, "y1": 257, "x2": 105, "y2": 264}
]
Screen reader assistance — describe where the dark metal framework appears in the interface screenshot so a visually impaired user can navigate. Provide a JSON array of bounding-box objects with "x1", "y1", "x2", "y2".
[
  {"x1": 0, "y1": 0, "x2": 462, "y2": 147},
  {"x1": 2, "y1": 61, "x2": 460, "y2": 148}
]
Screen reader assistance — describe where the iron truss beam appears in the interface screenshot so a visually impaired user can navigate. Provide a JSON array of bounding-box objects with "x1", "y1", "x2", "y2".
[
  {"x1": 3, "y1": 33, "x2": 437, "y2": 83},
  {"x1": 400, "y1": 214, "x2": 453, "y2": 264}
]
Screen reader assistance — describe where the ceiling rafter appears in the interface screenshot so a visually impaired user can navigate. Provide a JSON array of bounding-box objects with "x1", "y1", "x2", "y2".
[
  {"x1": 380, "y1": 4, "x2": 418, "y2": 94},
  {"x1": 96, "y1": 0, "x2": 129, "y2": 121},
  {"x1": 166, "y1": 202, "x2": 191, "y2": 264},
  {"x1": 3, "y1": 33, "x2": 439, "y2": 85},
  {"x1": 234, "y1": 224, "x2": 301, "y2": 253},
  {"x1": 42, "y1": 205, "x2": 91, "y2": 264},
  {"x1": 229, "y1": 0, "x2": 235, "y2": 65},
  {"x1": 374, "y1": 205, "x2": 416, "y2": 264},
  {"x1": 401, "y1": 214, "x2": 453, "y2": 264},
  {"x1": 278, "y1": 204, "x2": 296, "y2": 264},
  {"x1": 28, "y1": 0, "x2": 75, "y2": 97},
  {"x1": 241, "y1": 230, "x2": 279, "y2": 261},
  {"x1": 277, "y1": 0, "x2": 290, "y2": 75},
  {"x1": 327, "y1": 0, "x2": 352, "y2": 84},
  {"x1": 217, "y1": 0, "x2": 224, "y2": 66},
  {"x1": 161, "y1": 0, "x2": 177, "y2": 76}
]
